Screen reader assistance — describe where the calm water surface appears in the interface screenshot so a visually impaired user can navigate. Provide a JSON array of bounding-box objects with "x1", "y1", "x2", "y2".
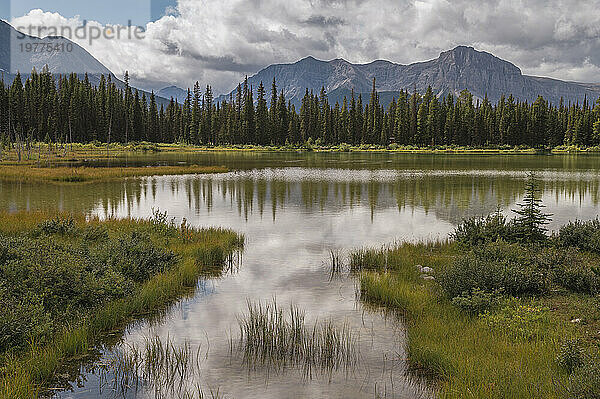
[{"x1": 2, "y1": 152, "x2": 600, "y2": 399}]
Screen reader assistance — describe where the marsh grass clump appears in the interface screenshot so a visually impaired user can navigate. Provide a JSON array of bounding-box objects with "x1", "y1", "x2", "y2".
[
  {"x1": 0, "y1": 165, "x2": 229, "y2": 184},
  {"x1": 238, "y1": 299, "x2": 358, "y2": 378},
  {"x1": 349, "y1": 248, "x2": 388, "y2": 272},
  {"x1": 328, "y1": 249, "x2": 345, "y2": 279},
  {"x1": 106, "y1": 336, "x2": 203, "y2": 398}
]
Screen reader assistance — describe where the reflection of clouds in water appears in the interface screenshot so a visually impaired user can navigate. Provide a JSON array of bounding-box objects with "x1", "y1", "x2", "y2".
[
  {"x1": 79, "y1": 168, "x2": 600, "y2": 233},
  {"x1": 10, "y1": 162, "x2": 600, "y2": 398},
  {"x1": 213, "y1": 167, "x2": 600, "y2": 182}
]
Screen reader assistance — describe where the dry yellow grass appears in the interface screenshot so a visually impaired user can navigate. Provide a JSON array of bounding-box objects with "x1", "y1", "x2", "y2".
[{"x1": 0, "y1": 165, "x2": 228, "y2": 183}]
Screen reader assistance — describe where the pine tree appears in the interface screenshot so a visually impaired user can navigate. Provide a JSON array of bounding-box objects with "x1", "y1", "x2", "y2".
[
  {"x1": 255, "y1": 81, "x2": 268, "y2": 145},
  {"x1": 512, "y1": 174, "x2": 552, "y2": 243}
]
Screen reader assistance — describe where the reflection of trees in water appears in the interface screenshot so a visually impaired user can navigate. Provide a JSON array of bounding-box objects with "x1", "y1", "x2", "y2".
[{"x1": 1, "y1": 175, "x2": 599, "y2": 225}]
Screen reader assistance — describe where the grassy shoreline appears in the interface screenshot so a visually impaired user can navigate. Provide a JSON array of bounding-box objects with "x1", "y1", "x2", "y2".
[
  {"x1": 353, "y1": 235, "x2": 600, "y2": 397},
  {"x1": 0, "y1": 211, "x2": 243, "y2": 398},
  {"x1": 0, "y1": 164, "x2": 228, "y2": 183},
  {"x1": 2, "y1": 141, "x2": 600, "y2": 166}
]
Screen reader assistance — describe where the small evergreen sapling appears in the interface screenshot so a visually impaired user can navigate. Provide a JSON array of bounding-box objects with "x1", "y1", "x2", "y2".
[{"x1": 512, "y1": 175, "x2": 552, "y2": 243}]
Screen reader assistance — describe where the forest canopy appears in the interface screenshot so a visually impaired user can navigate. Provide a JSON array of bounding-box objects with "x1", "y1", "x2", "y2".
[{"x1": 1, "y1": 69, "x2": 600, "y2": 148}]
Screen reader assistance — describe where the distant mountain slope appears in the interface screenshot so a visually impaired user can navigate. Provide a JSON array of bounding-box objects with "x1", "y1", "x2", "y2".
[
  {"x1": 0, "y1": 20, "x2": 171, "y2": 106},
  {"x1": 219, "y1": 46, "x2": 600, "y2": 107},
  {"x1": 1, "y1": 19, "x2": 112, "y2": 77},
  {"x1": 158, "y1": 86, "x2": 188, "y2": 103}
]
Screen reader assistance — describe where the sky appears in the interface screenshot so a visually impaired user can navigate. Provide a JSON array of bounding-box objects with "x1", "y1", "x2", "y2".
[{"x1": 5, "y1": 0, "x2": 600, "y2": 94}]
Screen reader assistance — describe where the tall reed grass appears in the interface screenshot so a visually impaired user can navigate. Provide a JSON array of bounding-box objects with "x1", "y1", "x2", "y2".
[
  {"x1": 238, "y1": 299, "x2": 358, "y2": 379},
  {"x1": 105, "y1": 336, "x2": 205, "y2": 398}
]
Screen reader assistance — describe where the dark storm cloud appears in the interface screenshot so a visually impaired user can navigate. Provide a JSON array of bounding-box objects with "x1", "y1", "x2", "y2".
[{"x1": 178, "y1": 52, "x2": 263, "y2": 73}]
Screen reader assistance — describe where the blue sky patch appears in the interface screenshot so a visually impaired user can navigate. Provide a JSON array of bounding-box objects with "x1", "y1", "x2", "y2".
[{"x1": 7, "y1": 0, "x2": 177, "y2": 26}]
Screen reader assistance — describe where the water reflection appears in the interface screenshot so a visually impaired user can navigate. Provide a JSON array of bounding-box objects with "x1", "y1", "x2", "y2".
[
  {"x1": 3, "y1": 167, "x2": 599, "y2": 229},
  {"x1": 2, "y1": 154, "x2": 600, "y2": 398}
]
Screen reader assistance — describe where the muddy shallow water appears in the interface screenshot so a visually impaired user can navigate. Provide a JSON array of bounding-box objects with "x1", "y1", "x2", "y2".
[{"x1": 2, "y1": 152, "x2": 600, "y2": 398}]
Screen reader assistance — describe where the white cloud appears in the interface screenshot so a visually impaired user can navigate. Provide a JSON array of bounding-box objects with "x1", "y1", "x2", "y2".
[{"x1": 10, "y1": 0, "x2": 600, "y2": 93}]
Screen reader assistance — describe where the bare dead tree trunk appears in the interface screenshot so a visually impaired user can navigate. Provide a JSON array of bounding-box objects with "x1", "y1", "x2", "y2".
[{"x1": 107, "y1": 112, "x2": 113, "y2": 159}]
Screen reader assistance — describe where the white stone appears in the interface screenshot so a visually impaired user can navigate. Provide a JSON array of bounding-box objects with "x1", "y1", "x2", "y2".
[{"x1": 421, "y1": 266, "x2": 434, "y2": 274}]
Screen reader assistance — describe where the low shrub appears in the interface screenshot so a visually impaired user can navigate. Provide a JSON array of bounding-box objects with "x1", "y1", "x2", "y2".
[
  {"x1": 556, "y1": 339, "x2": 586, "y2": 373},
  {"x1": 451, "y1": 288, "x2": 503, "y2": 315},
  {"x1": 105, "y1": 231, "x2": 178, "y2": 283},
  {"x1": 438, "y1": 242, "x2": 549, "y2": 298},
  {"x1": 450, "y1": 211, "x2": 514, "y2": 246},
  {"x1": 81, "y1": 225, "x2": 109, "y2": 241},
  {"x1": 34, "y1": 216, "x2": 77, "y2": 235},
  {"x1": 555, "y1": 265, "x2": 600, "y2": 295},
  {"x1": 0, "y1": 224, "x2": 178, "y2": 354},
  {"x1": 0, "y1": 291, "x2": 51, "y2": 353},
  {"x1": 480, "y1": 302, "x2": 550, "y2": 341},
  {"x1": 556, "y1": 218, "x2": 600, "y2": 254}
]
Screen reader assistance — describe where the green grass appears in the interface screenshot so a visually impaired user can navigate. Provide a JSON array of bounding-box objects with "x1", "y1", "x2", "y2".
[
  {"x1": 0, "y1": 164, "x2": 228, "y2": 183},
  {"x1": 0, "y1": 211, "x2": 243, "y2": 398},
  {"x1": 3, "y1": 141, "x2": 600, "y2": 166},
  {"x1": 354, "y1": 241, "x2": 586, "y2": 399},
  {"x1": 238, "y1": 299, "x2": 358, "y2": 378}
]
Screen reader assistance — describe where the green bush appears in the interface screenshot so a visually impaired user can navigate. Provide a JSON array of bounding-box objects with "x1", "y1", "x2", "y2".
[
  {"x1": 556, "y1": 218, "x2": 600, "y2": 254},
  {"x1": 34, "y1": 216, "x2": 77, "y2": 235},
  {"x1": 438, "y1": 242, "x2": 549, "y2": 298},
  {"x1": 532, "y1": 246, "x2": 600, "y2": 294},
  {"x1": 82, "y1": 225, "x2": 109, "y2": 241},
  {"x1": 555, "y1": 265, "x2": 600, "y2": 295},
  {"x1": 451, "y1": 288, "x2": 503, "y2": 315},
  {"x1": 556, "y1": 339, "x2": 586, "y2": 373},
  {"x1": 0, "y1": 291, "x2": 51, "y2": 353},
  {"x1": 0, "y1": 224, "x2": 179, "y2": 354},
  {"x1": 106, "y1": 232, "x2": 178, "y2": 283},
  {"x1": 450, "y1": 211, "x2": 514, "y2": 246}
]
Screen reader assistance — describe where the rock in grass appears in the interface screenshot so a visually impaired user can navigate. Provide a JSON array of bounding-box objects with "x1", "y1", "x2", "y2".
[{"x1": 421, "y1": 266, "x2": 434, "y2": 274}]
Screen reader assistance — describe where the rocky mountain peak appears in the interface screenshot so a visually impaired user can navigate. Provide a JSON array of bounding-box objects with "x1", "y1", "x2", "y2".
[
  {"x1": 437, "y1": 46, "x2": 522, "y2": 77},
  {"x1": 219, "y1": 47, "x2": 600, "y2": 107}
]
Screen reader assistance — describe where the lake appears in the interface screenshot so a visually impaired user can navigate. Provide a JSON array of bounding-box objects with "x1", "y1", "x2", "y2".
[{"x1": 2, "y1": 152, "x2": 600, "y2": 399}]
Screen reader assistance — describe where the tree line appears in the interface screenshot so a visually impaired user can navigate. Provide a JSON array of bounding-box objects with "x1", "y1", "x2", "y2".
[{"x1": 1, "y1": 68, "x2": 600, "y2": 148}]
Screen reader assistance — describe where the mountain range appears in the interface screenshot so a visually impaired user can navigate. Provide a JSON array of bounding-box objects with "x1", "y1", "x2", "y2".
[
  {"x1": 2, "y1": 18, "x2": 599, "y2": 108},
  {"x1": 219, "y1": 46, "x2": 600, "y2": 107}
]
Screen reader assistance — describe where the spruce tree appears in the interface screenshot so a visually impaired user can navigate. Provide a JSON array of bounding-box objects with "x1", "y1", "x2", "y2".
[{"x1": 512, "y1": 174, "x2": 552, "y2": 243}]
